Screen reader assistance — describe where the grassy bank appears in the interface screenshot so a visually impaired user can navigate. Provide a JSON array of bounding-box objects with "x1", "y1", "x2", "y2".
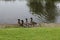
[{"x1": 0, "y1": 28, "x2": 60, "y2": 40}]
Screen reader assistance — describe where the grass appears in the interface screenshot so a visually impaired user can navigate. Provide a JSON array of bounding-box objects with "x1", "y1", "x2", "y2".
[{"x1": 0, "y1": 27, "x2": 60, "y2": 40}]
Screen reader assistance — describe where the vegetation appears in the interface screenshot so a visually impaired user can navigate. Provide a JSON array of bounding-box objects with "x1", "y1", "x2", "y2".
[{"x1": 0, "y1": 27, "x2": 60, "y2": 40}]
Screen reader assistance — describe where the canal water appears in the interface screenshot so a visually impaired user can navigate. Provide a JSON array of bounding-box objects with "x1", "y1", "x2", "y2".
[{"x1": 0, "y1": 0, "x2": 60, "y2": 24}]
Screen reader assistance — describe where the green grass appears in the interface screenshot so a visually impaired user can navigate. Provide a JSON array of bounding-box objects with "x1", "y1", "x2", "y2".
[{"x1": 0, "y1": 27, "x2": 60, "y2": 40}]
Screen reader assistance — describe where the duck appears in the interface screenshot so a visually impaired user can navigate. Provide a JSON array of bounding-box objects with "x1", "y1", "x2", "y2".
[
  {"x1": 20, "y1": 20, "x2": 24, "y2": 26},
  {"x1": 30, "y1": 17, "x2": 37, "y2": 26},
  {"x1": 25, "y1": 18, "x2": 28, "y2": 26},
  {"x1": 17, "y1": 19, "x2": 20, "y2": 25},
  {"x1": 25, "y1": 18, "x2": 31, "y2": 27},
  {"x1": 25, "y1": 18, "x2": 33, "y2": 27}
]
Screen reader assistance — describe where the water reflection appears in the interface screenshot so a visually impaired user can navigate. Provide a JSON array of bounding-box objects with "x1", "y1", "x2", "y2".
[
  {"x1": 0, "y1": 0, "x2": 60, "y2": 24},
  {"x1": 0, "y1": 0, "x2": 16, "y2": 1},
  {"x1": 4, "y1": 0, "x2": 15, "y2": 1},
  {"x1": 27, "y1": 0, "x2": 60, "y2": 23},
  {"x1": 0, "y1": 0, "x2": 34, "y2": 24},
  {"x1": 45, "y1": 0, "x2": 57, "y2": 23}
]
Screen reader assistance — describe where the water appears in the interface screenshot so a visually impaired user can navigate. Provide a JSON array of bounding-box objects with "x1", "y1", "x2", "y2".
[
  {"x1": 0, "y1": 0, "x2": 60, "y2": 24},
  {"x1": 0, "y1": 0, "x2": 38, "y2": 24}
]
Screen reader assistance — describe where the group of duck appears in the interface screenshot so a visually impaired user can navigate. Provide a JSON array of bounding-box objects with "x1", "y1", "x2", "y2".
[{"x1": 17, "y1": 17, "x2": 37, "y2": 27}]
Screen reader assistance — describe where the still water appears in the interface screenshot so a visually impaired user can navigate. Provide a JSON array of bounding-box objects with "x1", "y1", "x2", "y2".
[
  {"x1": 0, "y1": 0, "x2": 38, "y2": 24},
  {"x1": 0, "y1": 0, "x2": 60, "y2": 24}
]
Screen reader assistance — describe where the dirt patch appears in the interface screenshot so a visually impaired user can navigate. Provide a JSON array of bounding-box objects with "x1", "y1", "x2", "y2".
[
  {"x1": 40, "y1": 23, "x2": 60, "y2": 27},
  {"x1": 0, "y1": 24, "x2": 19, "y2": 28}
]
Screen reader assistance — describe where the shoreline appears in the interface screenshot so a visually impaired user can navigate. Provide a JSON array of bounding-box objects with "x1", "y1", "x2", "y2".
[{"x1": 0, "y1": 23, "x2": 60, "y2": 28}]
